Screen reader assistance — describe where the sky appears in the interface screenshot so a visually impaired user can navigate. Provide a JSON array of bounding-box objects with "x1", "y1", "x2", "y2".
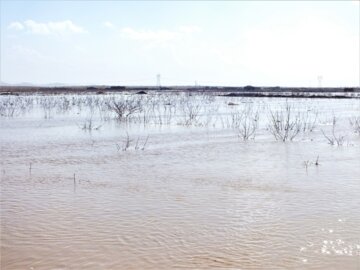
[{"x1": 0, "y1": 0, "x2": 359, "y2": 87}]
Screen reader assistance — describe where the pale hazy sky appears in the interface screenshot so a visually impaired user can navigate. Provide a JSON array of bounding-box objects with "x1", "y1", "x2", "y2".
[{"x1": 1, "y1": 0, "x2": 359, "y2": 87}]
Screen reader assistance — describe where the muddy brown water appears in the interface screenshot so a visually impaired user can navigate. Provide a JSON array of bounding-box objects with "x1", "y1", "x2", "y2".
[{"x1": 1, "y1": 94, "x2": 360, "y2": 269}]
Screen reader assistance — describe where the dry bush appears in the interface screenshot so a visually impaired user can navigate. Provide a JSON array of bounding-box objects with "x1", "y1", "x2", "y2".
[
  {"x1": 267, "y1": 103, "x2": 302, "y2": 142},
  {"x1": 108, "y1": 98, "x2": 142, "y2": 120},
  {"x1": 321, "y1": 117, "x2": 345, "y2": 146},
  {"x1": 349, "y1": 117, "x2": 360, "y2": 135},
  {"x1": 232, "y1": 105, "x2": 259, "y2": 140}
]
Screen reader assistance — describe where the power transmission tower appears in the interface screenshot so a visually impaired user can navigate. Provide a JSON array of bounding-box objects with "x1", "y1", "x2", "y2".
[
  {"x1": 317, "y1": 75, "x2": 323, "y2": 88},
  {"x1": 156, "y1": 74, "x2": 161, "y2": 90}
]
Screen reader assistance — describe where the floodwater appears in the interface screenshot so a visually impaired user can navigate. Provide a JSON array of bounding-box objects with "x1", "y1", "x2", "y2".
[{"x1": 1, "y1": 93, "x2": 360, "y2": 269}]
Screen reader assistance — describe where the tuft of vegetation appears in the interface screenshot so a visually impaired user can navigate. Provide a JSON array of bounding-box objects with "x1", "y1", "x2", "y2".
[
  {"x1": 116, "y1": 133, "x2": 149, "y2": 152},
  {"x1": 321, "y1": 117, "x2": 345, "y2": 146},
  {"x1": 349, "y1": 117, "x2": 360, "y2": 135}
]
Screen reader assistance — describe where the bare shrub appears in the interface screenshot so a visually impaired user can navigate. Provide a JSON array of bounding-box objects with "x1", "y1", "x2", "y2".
[
  {"x1": 135, "y1": 135, "x2": 149, "y2": 150},
  {"x1": 116, "y1": 133, "x2": 149, "y2": 151},
  {"x1": 232, "y1": 105, "x2": 259, "y2": 140},
  {"x1": 267, "y1": 103, "x2": 302, "y2": 141},
  {"x1": 40, "y1": 97, "x2": 58, "y2": 119},
  {"x1": 303, "y1": 156, "x2": 320, "y2": 170},
  {"x1": 108, "y1": 98, "x2": 142, "y2": 121},
  {"x1": 182, "y1": 102, "x2": 201, "y2": 126},
  {"x1": 80, "y1": 118, "x2": 102, "y2": 131},
  {"x1": 301, "y1": 109, "x2": 318, "y2": 132},
  {"x1": 349, "y1": 117, "x2": 360, "y2": 135},
  {"x1": 321, "y1": 117, "x2": 345, "y2": 146},
  {"x1": 0, "y1": 97, "x2": 30, "y2": 117},
  {"x1": 0, "y1": 99, "x2": 18, "y2": 117}
]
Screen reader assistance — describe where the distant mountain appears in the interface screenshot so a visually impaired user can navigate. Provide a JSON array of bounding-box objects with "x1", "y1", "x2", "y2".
[
  {"x1": 17, "y1": 82, "x2": 36, "y2": 87},
  {"x1": 43, "y1": 82, "x2": 69, "y2": 87},
  {"x1": 0, "y1": 81, "x2": 73, "y2": 87},
  {"x1": 0, "y1": 81, "x2": 35, "y2": 87}
]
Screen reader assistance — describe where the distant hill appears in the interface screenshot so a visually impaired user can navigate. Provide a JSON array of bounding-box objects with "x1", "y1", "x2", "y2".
[
  {"x1": 0, "y1": 81, "x2": 72, "y2": 87},
  {"x1": 0, "y1": 81, "x2": 35, "y2": 87}
]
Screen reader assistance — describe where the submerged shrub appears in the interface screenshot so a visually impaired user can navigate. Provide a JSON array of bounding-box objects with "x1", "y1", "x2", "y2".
[
  {"x1": 107, "y1": 98, "x2": 142, "y2": 120},
  {"x1": 321, "y1": 117, "x2": 346, "y2": 146},
  {"x1": 267, "y1": 103, "x2": 302, "y2": 142}
]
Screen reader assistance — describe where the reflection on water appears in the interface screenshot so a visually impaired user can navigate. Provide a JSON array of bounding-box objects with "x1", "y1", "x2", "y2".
[{"x1": 1, "y1": 94, "x2": 360, "y2": 269}]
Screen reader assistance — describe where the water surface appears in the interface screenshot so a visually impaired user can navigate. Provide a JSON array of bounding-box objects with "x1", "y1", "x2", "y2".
[{"x1": 1, "y1": 94, "x2": 360, "y2": 269}]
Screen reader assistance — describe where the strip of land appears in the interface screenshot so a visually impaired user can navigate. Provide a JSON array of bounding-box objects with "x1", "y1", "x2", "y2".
[{"x1": 0, "y1": 85, "x2": 359, "y2": 98}]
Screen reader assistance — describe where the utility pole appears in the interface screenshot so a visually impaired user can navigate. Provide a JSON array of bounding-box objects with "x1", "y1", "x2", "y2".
[{"x1": 156, "y1": 74, "x2": 161, "y2": 90}]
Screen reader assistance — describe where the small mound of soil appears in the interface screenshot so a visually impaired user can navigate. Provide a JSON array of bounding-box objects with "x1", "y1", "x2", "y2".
[{"x1": 136, "y1": 91, "x2": 147, "y2": 95}]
